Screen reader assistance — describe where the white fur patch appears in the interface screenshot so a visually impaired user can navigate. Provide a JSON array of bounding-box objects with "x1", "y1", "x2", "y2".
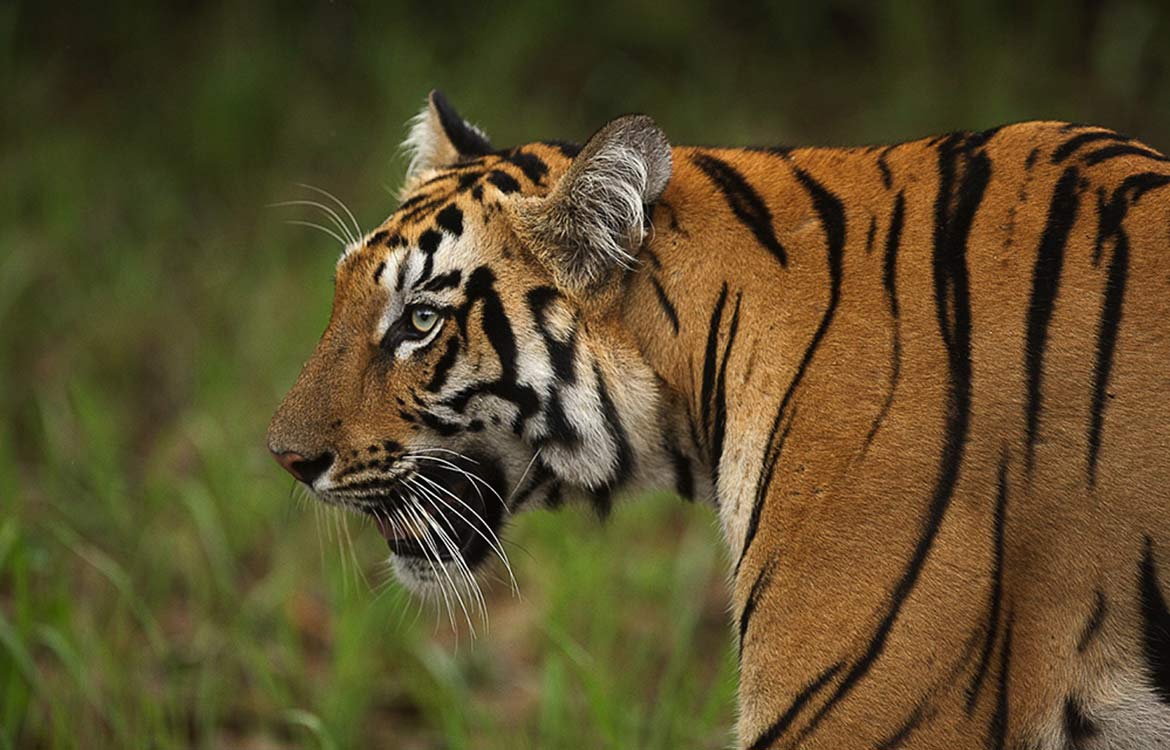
[{"x1": 1024, "y1": 676, "x2": 1170, "y2": 749}]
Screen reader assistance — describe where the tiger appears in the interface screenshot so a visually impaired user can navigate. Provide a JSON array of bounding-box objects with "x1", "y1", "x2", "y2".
[{"x1": 267, "y1": 90, "x2": 1170, "y2": 749}]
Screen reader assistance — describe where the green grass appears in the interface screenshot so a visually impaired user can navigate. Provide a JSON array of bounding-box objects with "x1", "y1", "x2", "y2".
[{"x1": 3, "y1": 2, "x2": 1169, "y2": 747}]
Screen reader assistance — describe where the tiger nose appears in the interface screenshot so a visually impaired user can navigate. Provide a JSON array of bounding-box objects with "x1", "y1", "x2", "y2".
[{"x1": 271, "y1": 450, "x2": 335, "y2": 486}]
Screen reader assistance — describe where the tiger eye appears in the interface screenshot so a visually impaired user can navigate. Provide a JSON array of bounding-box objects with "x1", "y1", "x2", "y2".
[{"x1": 411, "y1": 306, "x2": 439, "y2": 334}]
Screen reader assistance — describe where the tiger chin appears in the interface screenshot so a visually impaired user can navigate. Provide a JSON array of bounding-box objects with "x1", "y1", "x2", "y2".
[{"x1": 268, "y1": 90, "x2": 1170, "y2": 749}]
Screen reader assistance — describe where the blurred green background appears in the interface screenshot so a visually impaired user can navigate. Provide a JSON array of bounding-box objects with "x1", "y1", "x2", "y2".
[{"x1": 3, "y1": 2, "x2": 1169, "y2": 748}]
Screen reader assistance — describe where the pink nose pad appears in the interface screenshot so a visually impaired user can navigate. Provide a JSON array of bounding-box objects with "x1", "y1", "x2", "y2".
[{"x1": 271, "y1": 450, "x2": 334, "y2": 485}]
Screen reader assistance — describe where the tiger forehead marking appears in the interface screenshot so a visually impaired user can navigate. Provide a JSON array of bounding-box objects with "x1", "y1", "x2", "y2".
[{"x1": 270, "y1": 90, "x2": 1170, "y2": 749}]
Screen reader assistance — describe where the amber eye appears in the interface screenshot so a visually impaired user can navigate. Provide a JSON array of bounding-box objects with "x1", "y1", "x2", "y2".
[{"x1": 410, "y1": 306, "x2": 440, "y2": 335}]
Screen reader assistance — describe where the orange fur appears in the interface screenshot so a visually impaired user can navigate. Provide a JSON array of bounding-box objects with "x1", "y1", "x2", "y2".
[{"x1": 271, "y1": 93, "x2": 1170, "y2": 748}]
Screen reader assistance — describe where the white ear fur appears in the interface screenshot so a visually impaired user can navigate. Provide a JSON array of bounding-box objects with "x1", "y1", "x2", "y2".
[
  {"x1": 512, "y1": 114, "x2": 672, "y2": 291},
  {"x1": 400, "y1": 90, "x2": 492, "y2": 187}
]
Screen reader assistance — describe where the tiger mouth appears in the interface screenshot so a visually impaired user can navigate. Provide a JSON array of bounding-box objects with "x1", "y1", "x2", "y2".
[{"x1": 361, "y1": 459, "x2": 506, "y2": 568}]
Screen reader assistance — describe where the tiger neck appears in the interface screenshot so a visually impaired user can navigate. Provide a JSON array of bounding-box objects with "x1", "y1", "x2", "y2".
[
  {"x1": 618, "y1": 160, "x2": 846, "y2": 556},
  {"x1": 526, "y1": 313, "x2": 713, "y2": 513},
  {"x1": 617, "y1": 175, "x2": 800, "y2": 527}
]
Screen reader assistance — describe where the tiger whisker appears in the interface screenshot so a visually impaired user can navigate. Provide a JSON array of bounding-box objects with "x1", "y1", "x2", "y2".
[
  {"x1": 269, "y1": 199, "x2": 357, "y2": 245},
  {"x1": 508, "y1": 448, "x2": 544, "y2": 505},
  {"x1": 400, "y1": 500, "x2": 458, "y2": 635},
  {"x1": 377, "y1": 504, "x2": 441, "y2": 628},
  {"x1": 405, "y1": 455, "x2": 490, "y2": 510},
  {"x1": 411, "y1": 491, "x2": 488, "y2": 628},
  {"x1": 284, "y1": 219, "x2": 348, "y2": 247},
  {"x1": 406, "y1": 446, "x2": 481, "y2": 463},
  {"x1": 369, "y1": 508, "x2": 420, "y2": 627},
  {"x1": 338, "y1": 509, "x2": 371, "y2": 592},
  {"x1": 405, "y1": 498, "x2": 475, "y2": 638},
  {"x1": 408, "y1": 474, "x2": 517, "y2": 594},
  {"x1": 295, "y1": 182, "x2": 362, "y2": 241},
  {"x1": 412, "y1": 501, "x2": 479, "y2": 632},
  {"x1": 403, "y1": 453, "x2": 505, "y2": 507},
  {"x1": 330, "y1": 506, "x2": 353, "y2": 596},
  {"x1": 407, "y1": 473, "x2": 509, "y2": 560},
  {"x1": 407, "y1": 475, "x2": 517, "y2": 596}
]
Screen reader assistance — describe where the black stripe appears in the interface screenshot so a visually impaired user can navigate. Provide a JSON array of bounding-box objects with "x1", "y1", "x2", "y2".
[
  {"x1": 466, "y1": 267, "x2": 515, "y2": 379},
  {"x1": 747, "y1": 662, "x2": 844, "y2": 750},
  {"x1": 422, "y1": 269, "x2": 462, "y2": 292},
  {"x1": 1082, "y1": 143, "x2": 1170, "y2": 167},
  {"x1": 739, "y1": 164, "x2": 845, "y2": 575},
  {"x1": 1023, "y1": 166, "x2": 1082, "y2": 475},
  {"x1": 504, "y1": 149, "x2": 549, "y2": 185},
  {"x1": 650, "y1": 276, "x2": 681, "y2": 334},
  {"x1": 877, "y1": 146, "x2": 894, "y2": 189},
  {"x1": 988, "y1": 616, "x2": 1013, "y2": 750},
  {"x1": 1087, "y1": 173, "x2": 1170, "y2": 486},
  {"x1": 669, "y1": 444, "x2": 694, "y2": 501},
  {"x1": 372, "y1": 261, "x2": 386, "y2": 284},
  {"x1": 792, "y1": 133, "x2": 988, "y2": 743},
  {"x1": 967, "y1": 448, "x2": 1010, "y2": 713},
  {"x1": 1133, "y1": 160, "x2": 1170, "y2": 205},
  {"x1": 487, "y1": 170, "x2": 521, "y2": 194},
  {"x1": 876, "y1": 704, "x2": 929, "y2": 750},
  {"x1": 738, "y1": 557, "x2": 776, "y2": 660},
  {"x1": 417, "y1": 228, "x2": 441, "y2": 254},
  {"x1": 418, "y1": 408, "x2": 463, "y2": 437},
  {"x1": 864, "y1": 214, "x2": 877, "y2": 254},
  {"x1": 692, "y1": 153, "x2": 788, "y2": 267},
  {"x1": 527, "y1": 287, "x2": 583, "y2": 449},
  {"x1": 1051, "y1": 130, "x2": 1130, "y2": 164},
  {"x1": 541, "y1": 140, "x2": 582, "y2": 159},
  {"x1": 435, "y1": 204, "x2": 464, "y2": 236},
  {"x1": 411, "y1": 163, "x2": 486, "y2": 193},
  {"x1": 545, "y1": 481, "x2": 564, "y2": 509},
  {"x1": 527, "y1": 287, "x2": 578, "y2": 384},
  {"x1": 862, "y1": 192, "x2": 905, "y2": 453},
  {"x1": 1076, "y1": 590, "x2": 1107, "y2": 653},
  {"x1": 397, "y1": 192, "x2": 429, "y2": 212},
  {"x1": 1063, "y1": 696, "x2": 1099, "y2": 748},
  {"x1": 399, "y1": 196, "x2": 449, "y2": 224},
  {"x1": 593, "y1": 359, "x2": 635, "y2": 492},
  {"x1": 1088, "y1": 192, "x2": 1127, "y2": 486},
  {"x1": 455, "y1": 171, "x2": 481, "y2": 192},
  {"x1": 699, "y1": 284, "x2": 730, "y2": 444},
  {"x1": 711, "y1": 293, "x2": 743, "y2": 486},
  {"x1": 1139, "y1": 537, "x2": 1170, "y2": 705},
  {"x1": 417, "y1": 227, "x2": 443, "y2": 282},
  {"x1": 1024, "y1": 146, "x2": 1039, "y2": 171},
  {"x1": 441, "y1": 266, "x2": 540, "y2": 431},
  {"x1": 424, "y1": 336, "x2": 460, "y2": 392},
  {"x1": 589, "y1": 487, "x2": 614, "y2": 522},
  {"x1": 740, "y1": 404, "x2": 796, "y2": 569}
]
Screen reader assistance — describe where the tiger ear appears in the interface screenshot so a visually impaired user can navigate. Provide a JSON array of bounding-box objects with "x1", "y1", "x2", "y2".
[
  {"x1": 402, "y1": 90, "x2": 492, "y2": 184},
  {"x1": 511, "y1": 114, "x2": 672, "y2": 292}
]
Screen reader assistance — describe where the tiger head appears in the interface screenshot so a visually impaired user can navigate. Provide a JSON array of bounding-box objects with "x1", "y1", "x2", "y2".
[{"x1": 267, "y1": 92, "x2": 692, "y2": 595}]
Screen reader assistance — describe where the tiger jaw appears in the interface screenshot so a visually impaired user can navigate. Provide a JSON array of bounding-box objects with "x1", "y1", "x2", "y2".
[{"x1": 320, "y1": 451, "x2": 513, "y2": 581}]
